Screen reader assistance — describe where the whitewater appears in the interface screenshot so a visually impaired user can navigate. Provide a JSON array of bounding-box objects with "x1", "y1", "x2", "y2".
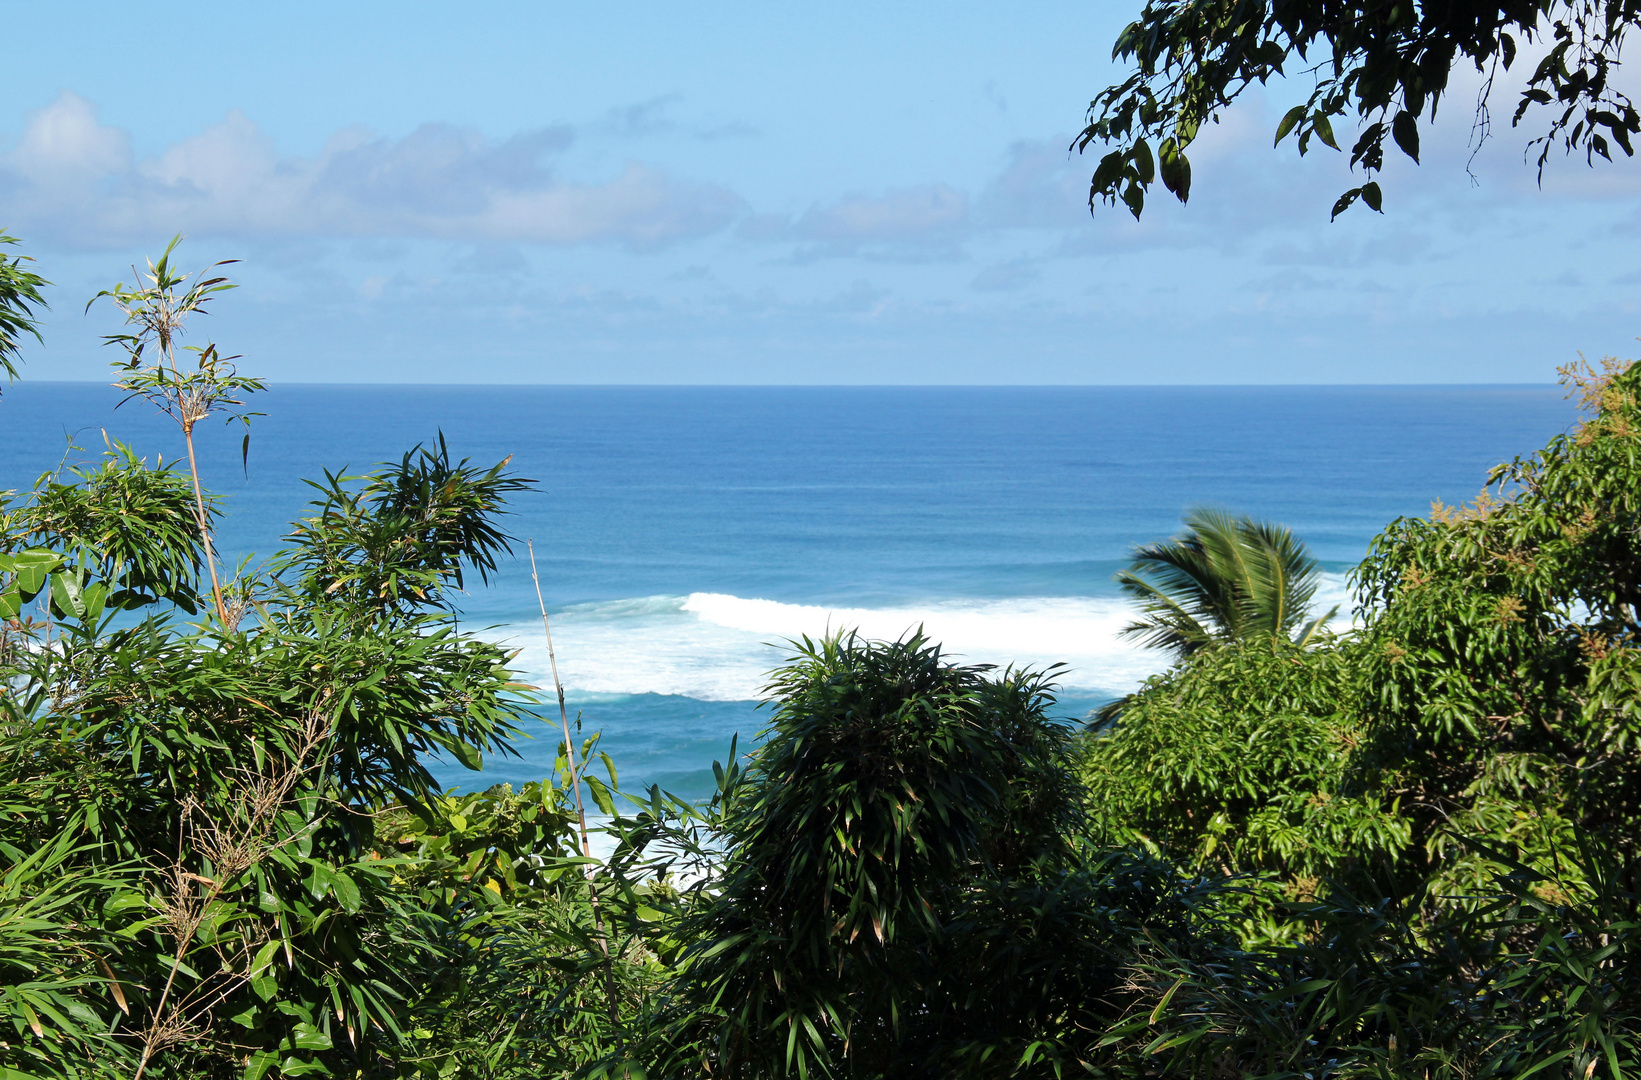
[{"x1": 498, "y1": 574, "x2": 1356, "y2": 704}]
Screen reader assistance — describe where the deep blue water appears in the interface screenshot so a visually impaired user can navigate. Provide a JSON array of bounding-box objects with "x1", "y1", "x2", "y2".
[{"x1": 0, "y1": 382, "x2": 1574, "y2": 797}]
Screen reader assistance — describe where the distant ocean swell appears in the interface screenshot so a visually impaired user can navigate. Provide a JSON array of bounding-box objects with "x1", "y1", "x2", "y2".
[{"x1": 493, "y1": 574, "x2": 1355, "y2": 703}]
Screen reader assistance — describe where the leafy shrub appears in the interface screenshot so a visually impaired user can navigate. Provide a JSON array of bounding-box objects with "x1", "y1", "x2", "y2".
[
  {"x1": 0, "y1": 436, "x2": 548, "y2": 1078},
  {"x1": 657, "y1": 632, "x2": 1232, "y2": 1079}
]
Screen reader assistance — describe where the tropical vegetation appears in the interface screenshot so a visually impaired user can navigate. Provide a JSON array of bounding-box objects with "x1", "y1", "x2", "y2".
[
  {"x1": 1113, "y1": 507, "x2": 1336, "y2": 659},
  {"x1": 1081, "y1": 0, "x2": 1641, "y2": 218},
  {"x1": 2, "y1": 229, "x2": 1640, "y2": 1080}
]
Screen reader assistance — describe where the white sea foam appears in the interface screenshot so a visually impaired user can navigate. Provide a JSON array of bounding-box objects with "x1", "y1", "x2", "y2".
[
  {"x1": 1315, "y1": 571, "x2": 1357, "y2": 626},
  {"x1": 494, "y1": 574, "x2": 1362, "y2": 704},
  {"x1": 497, "y1": 592, "x2": 1168, "y2": 702}
]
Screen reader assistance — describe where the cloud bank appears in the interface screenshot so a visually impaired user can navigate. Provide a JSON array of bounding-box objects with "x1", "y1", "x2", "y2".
[
  {"x1": 9, "y1": 87, "x2": 1628, "y2": 268},
  {"x1": 0, "y1": 93, "x2": 744, "y2": 250}
]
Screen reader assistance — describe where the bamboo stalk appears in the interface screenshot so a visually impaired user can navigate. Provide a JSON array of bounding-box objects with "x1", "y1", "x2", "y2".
[
  {"x1": 528, "y1": 540, "x2": 620, "y2": 1027},
  {"x1": 181, "y1": 422, "x2": 228, "y2": 627}
]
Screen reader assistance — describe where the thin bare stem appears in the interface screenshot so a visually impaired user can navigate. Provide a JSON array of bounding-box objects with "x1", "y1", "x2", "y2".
[
  {"x1": 181, "y1": 424, "x2": 228, "y2": 626},
  {"x1": 133, "y1": 807, "x2": 199, "y2": 1080},
  {"x1": 528, "y1": 539, "x2": 619, "y2": 1027},
  {"x1": 529, "y1": 540, "x2": 594, "y2": 858}
]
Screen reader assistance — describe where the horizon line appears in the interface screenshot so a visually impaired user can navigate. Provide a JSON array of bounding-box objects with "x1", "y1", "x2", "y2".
[{"x1": 9, "y1": 379, "x2": 1562, "y2": 390}]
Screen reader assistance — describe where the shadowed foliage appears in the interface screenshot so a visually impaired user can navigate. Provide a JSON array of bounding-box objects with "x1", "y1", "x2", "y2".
[
  {"x1": 654, "y1": 631, "x2": 1231, "y2": 1079},
  {"x1": 1080, "y1": 0, "x2": 1641, "y2": 219}
]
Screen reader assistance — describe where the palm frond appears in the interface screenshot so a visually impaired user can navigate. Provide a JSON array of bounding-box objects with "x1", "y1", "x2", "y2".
[
  {"x1": 1116, "y1": 507, "x2": 1332, "y2": 660},
  {"x1": 1294, "y1": 604, "x2": 1340, "y2": 649},
  {"x1": 1113, "y1": 569, "x2": 1214, "y2": 655}
]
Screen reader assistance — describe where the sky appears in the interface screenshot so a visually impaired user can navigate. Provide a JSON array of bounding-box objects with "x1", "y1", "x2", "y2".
[{"x1": 1, "y1": 1, "x2": 1638, "y2": 384}]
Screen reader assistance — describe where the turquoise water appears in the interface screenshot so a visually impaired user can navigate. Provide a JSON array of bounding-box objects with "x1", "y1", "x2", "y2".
[{"x1": 1, "y1": 382, "x2": 1574, "y2": 797}]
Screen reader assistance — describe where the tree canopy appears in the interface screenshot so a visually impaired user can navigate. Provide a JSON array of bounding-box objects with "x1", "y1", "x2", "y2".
[{"x1": 1079, "y1": 0, "x2": 1641, "y2": 219}]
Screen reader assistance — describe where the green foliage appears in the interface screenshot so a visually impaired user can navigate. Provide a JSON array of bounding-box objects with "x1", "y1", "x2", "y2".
[
  {"x1": 6, "y1": 230, "x2": 1641, "y2": 1080},
  {"x1": 1079, "y1": 0, "x2": 1641, "y2": 219},
  {"x1": 664, "y1": 632, "x2": 1034, "y2": 1077},
  {"x1": 90, "y1": 235, "x2": 265, "y2": 628},
  {"x1": 1348, "y1": 355, "x2": 1641, "y2": 901},
  {"x1": 0, "y1": 235, "x2": 659, "y2": 1080},
  {"x1": 0, "y1": 830, "x2": 138, "y2": 1076},
  {"x1": 1084, "y1": 357, "x2": 1641, "y2": 942},
  {"x1": 659, "y1": 631, "x2": 1225, "y2": 1079},
  {"x1": 92, "y1": 235, "x2": 264, "y2": 448},
  {"x1": 377, "y1": 776, "x2": 669, "y2": 1080},
  {"x1": 1124, "y1": 842, "x2": 1641, "y2": 1080},
  {"x1": 23, "y1": 442, "x2": 213, "y2": 614},
  {"x1": 0, "y1": 410, "x2": 545, "y2": 1076},
  {"x1": 1079, "y1": 637, "x2": 1408, "y2": 942},
  {"x1": 1115, "y1": 506, "x2": 1335, "y2": 660},
  {"x1": 280, "y1": 435, "x2": 533, "y2": 621},
  {"x1": 1069, "y1": 355, "x2": 1641, "y2": 1079},
  {"x1": 0, "y1": 232, "x2": 47, "y2": 393},
  {"x1": 0, "y1": 442, "x2": 210, "y2": 623}
]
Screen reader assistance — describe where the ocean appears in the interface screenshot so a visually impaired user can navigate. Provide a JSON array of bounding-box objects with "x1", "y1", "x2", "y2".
[{"x1": 1, "y1": 382, "x2": 1574, "y2": 799}]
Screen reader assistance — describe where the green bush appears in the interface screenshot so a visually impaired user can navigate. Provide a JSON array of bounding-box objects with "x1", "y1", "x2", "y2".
[{"x1": 656, "y1": 632, "x2": 1232, "y2": 1079}]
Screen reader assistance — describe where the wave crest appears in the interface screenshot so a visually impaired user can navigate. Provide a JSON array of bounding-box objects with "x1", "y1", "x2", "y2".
[
  {"x1": 495, "y1": 574, "x2": 1353, "y2": 703},
  {"x1": 499, "y1": 593, "x2": 1144, "y2": 702}
]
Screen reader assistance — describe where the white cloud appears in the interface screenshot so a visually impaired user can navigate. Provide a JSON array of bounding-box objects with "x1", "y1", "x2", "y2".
[
  {"x1": 8, "y1": 91, "x2": 130, "y2": 185},
  {"x1": 971, "y1": 257, "x2": 1041, "y2": 292},
  {"x1": 794, "y1": 184, "x2": 967, "y2": 243},
  {"x1": 981, "y1": 138, "x2": 1087, "y2": 229},
  {"x1": 0, "y1": 92, "x2": 744, "y2": 250},
  {"x1": 738, "y1": 184, "x2": 971, "y2": 260}
]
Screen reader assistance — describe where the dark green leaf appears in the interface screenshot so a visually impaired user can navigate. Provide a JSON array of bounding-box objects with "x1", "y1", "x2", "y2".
[
  {"x1": 1391, "y1": 110, "x2": 1420, "y2": 162},
  {"x1": 1274, "y1": 105, "x2": 1307, "y2": 145}
]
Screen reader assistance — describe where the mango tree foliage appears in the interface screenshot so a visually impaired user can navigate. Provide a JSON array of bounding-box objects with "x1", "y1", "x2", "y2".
[
  {"x1": 1080, "y1": 0, "x2": 1641, "y2": 219},
  {"x1": 1084, "y1": 357, "x2": 1641, "y2": 938},
  {"x1": 1070, "y1": 358, "x2": 1641, "y2": 1077},
  {"x1": 1352, "y1": 356, "x2": 1641, "y2": 902},
  {"x1": 1079, "y1": 638, "x2": 1409, "y2": 943},
  {"x1": 1121, "y1": 847, "x2": 1641, "y2": 1080},
  {"x1": 377, "y1": 776, "x2": 671, "y2": 1079},
  {"x1": 6, "y1": 228, "x2": 1641, "y2": 1079}
]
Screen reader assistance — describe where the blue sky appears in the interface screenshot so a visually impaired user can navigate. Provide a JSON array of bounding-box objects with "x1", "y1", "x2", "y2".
[{"x1": 2, "y1": 1, "x2": 1638, "y2": 384}]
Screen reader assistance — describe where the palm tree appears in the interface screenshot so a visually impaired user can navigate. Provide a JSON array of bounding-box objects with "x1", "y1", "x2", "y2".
[{"x1": 1115, "y1": 507, "x2": 1336, "y2": 661}]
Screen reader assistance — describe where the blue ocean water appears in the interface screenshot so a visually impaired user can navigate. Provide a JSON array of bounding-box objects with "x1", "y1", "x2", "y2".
[{"x1": 1, "y1": 382, "x2": 1574, "y2": 797}]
